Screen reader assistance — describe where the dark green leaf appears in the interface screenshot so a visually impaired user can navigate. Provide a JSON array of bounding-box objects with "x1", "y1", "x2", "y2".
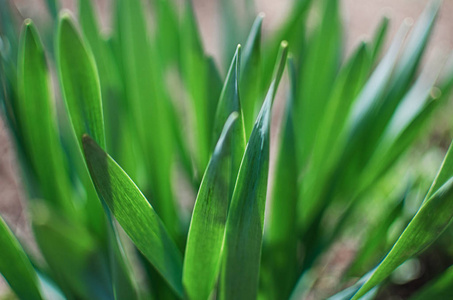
[
  {"x1": 213, "y1": 45, "x2": 246, "y2": 199},
  {"x1": 183, "y1": 113, "x2": 239, "y2": 300},
  {"x1": 82, "y1": 135, "x2": 184, "y2": 298},
  {"x1": 0, "y1": 216, "x2": 43, "y2": 300},
  {"x1": 352, "y1": 176, "x2": 453, "y2": 299},
  {"x1": 57, "y1": 12, "x2": 105, "y2": 150},
  {"x1": 220, "y1": 42, "x2": 288, "y2": 300},
  {"x1": 240, "y1": 14, "x2": 263, "y2": 137},
  {"x1": 17, "y1": 19, "x2": 74, "y2": 214},
  {"x1": 263, "y1": 56, "x2": 298, "y2": 299}
]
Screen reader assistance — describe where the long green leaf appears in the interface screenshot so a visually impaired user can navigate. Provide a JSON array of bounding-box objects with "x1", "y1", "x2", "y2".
[
  {"x1": 82, "y1": 135, "x2": 184, "y2": 298},
  {"x1": 0, "y1": 216, "x2": 43, "y2": 300},
  {"x1": 57, "y1": 12, "x2": 105, "y2": 150},
  {"x1": 240, "y1": 14, "x2": 263, "y2": 137},
  {"x1": 183, "y1": 113, "x2": 239, "y2": 300},
  {"x1": 352, "y1": 176, "x2": 453, "y2": 299},
  {"x1": 220, "y1": 42, "x2": 288, "y2": 300},
  {"x1": 180, "y1": 0, "x2": 211, "y2": 173},
  {"x1": 263, "y1": 56, "x2": 298, "y2": 300},
  {"x1": 213, "y1": 45, "x2": 246, "y2": 199},
  {"x1": 369, "y1": 17, "x2": 390, "y2": 64},
  {"x1": 115, "y1": 0, "x2": 178, "y2": 237},
  {"x1": 17, "y1": 19, "x2": 74, "y2": 214},
  {"x1": 296, "y1": 0, "x2": 342, "y2": 166},
  {"x1": 57, "y1": 13, "x2": 139, "y2": 299}
]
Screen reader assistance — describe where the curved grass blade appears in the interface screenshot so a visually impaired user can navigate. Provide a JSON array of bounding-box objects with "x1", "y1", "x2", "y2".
[
  {"x1": 363, "y1": 0, "x2": 441, "y2": 159},
  {"x1": 183, "y1": 113, "x2": 239, "y2": 300},
  {"x1": 115, "y1": 0, "x2": 179, "y2": 237},
  {"x1": 57, "y1": 12, "x2": 105, "y2": 150},
  {"x1": 296, "y1": 0, "x2": 342, "y2": 166},
  {"x1": 79, "y1": 0, "x2": 123, "y2": 154},
  {"x1": 301, "y1": 43, "x2": 369, "y2": 226},
  {"x1": 369, "y1": 17, "x2": 389, "y2": 64},
  {"x1": 213, "y1": 45, "x2": 246, "y2": 199},
  {"x1": 82, "y1": 135, "x2": 184, "y2": 298},
  {"x1": 220, "y1": 42, "x2": 288, "y2": 300},
  {"x1": 241, "y1": 14, "x2": 263, "y2": 136},
  {"x1": 262, "y1": 0, "x2": 312, "y2": 87},
  {"x1": 0, "y1": 216, "x2": 43, "y2": 300},
  {"x1": 17, "y1": 19, "x2": 74, "y2": 214},
  {"x1": 181, "y1": 0, "x2": 211, "y2": 172},
  {"x1": 263, "y1": 55, "x2": 298, "y2": 299},
  {"x1": 352, "y1": 176, "x2": 453, "y2": 299},
  {"x1": 57, "y1": 14, "x2": 139, "y2": 298},
  {"x1": 154, "y1": 0, "x2": 181, "y2": 66}
]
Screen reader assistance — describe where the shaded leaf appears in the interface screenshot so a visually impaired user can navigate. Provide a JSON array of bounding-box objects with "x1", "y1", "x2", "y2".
[
  {"x1": 57, "y1": 12, "x2": 105, "y2": 150},
  {"x1": 220, "y1": 42, "x2": 288, "y2": 300},
  {"x1": 352, "y1": 176, "x2": 453, "y2": 299},
  {"x1": 183, "y1": 113, "x2": 239, "y2": 300},
  {"x1": 0, "y1": 216, "x2": 43, "y2": 300},
  {"x1": 82, "y1": 135, "x2": 184, "y2": 298}
]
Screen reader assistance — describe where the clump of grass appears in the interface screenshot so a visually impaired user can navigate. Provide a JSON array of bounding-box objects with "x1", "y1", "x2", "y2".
[{"x1": 1, "y1": 0, "x2": 453, "y2": 299}]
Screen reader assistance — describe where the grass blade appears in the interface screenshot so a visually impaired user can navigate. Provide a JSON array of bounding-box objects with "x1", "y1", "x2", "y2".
[
  {"x1": 220, "y1": 42, "x2": 288, "y2": 300},
  {"x1": 241, "y1": 14, "x2": 263, "y2": 137},
  {"x1": 82, "y1": 135, "x2": 184, "y2": 298},
  {"x1": 0, "y1": 216, "x2": 43, "y2": 300},
  {"x1": 369, "y1": 17, "x2": 390, "y2": 64},
  {"x1": 57, "y1": 12, "x2": 105, "y2": 150},
  {"x1": 183, "y1": 113, "x2": 239, "y2": 300},
  {"x1": 296, "y1": 0, "x2": 342, "y2": 165},
  {"x1": 17, "y1": 19, "x2": 75, "y2": 214},
  {"x1": 115, "y1": 0, "x2": 179, "y2": 238},
  {"x1": 263, "y1": 56, "x2": 298, "y2": 299},
  {"x1": 352, "y1": 176, "x2": 453, "y2": 299},
  {"x1": 213, "y1": 45, "x2": 246, "y2": 199}
]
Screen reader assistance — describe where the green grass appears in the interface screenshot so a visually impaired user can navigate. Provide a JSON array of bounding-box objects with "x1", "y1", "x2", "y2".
[{"x1": 1, "y1": 0, "x2": 453, "y2": 299}]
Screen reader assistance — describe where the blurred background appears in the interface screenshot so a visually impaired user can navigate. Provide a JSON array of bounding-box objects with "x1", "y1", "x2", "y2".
[{"x1": 1, "y1": 0, "x2": 453, "y2": 298}]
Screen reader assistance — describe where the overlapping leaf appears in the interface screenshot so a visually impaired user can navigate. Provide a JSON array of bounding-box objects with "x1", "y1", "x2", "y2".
[
  {"x1": 82, "y1": 135, "x2": 184, "y2": 298},
  {"x1": 183, "y1": 113, "x2": 239, "y2": 300},
  {"x1": 220, "y1": 42, "x2": 288, "y2": 300}
]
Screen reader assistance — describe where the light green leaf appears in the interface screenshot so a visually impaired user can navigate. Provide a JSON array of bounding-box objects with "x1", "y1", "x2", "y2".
[
  {"x1": 57, "y1": 12, "x2": 105, "y2": 150},
  {"x1": 241, "y1": 14, "x2": 263, "y2": 137},
  {"x1": 180, "y1": 0, "x2": 211, "y2": 173},
  {"x1": 296, "y1": 0, "x2": 342, "y2": 166},
  {"x1": 264, "y1": 55, "x2": 298, "y2": 299},
  {"x1": 352, "y1": 176, "x2": 453, "y2": 299},
  {"x1": 115, "y1": 0, "x2": 178, "y2": 237},
  {"x1": 183, "y1": 113, "x2": 239, "y2": 300},
  {"x1": 369, "y1": 17, "x2": 389, "y2": 64},
  {"x1": 220, "y1": 42, "x2": 288, "y2": 300},
  {"x1": 213, "y1": 45, "x2": 246, "y2": 199},
  {"x1": 17, "y1": 19, "x2": 74, "y2": 214},
  {"x1": 301, "y1": 43, "x2": 369, "y2": 227},
  {"x1": 82, "y1": 135, "x2": 184, "y2": 298},
  {"x1": 0, "y1": 215, "x2": 43, "y2": 300}
]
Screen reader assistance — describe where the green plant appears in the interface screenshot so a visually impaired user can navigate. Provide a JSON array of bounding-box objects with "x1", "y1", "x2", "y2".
[{"x1": 1, "y1": 0, "x2": 453, "y2": 299}]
